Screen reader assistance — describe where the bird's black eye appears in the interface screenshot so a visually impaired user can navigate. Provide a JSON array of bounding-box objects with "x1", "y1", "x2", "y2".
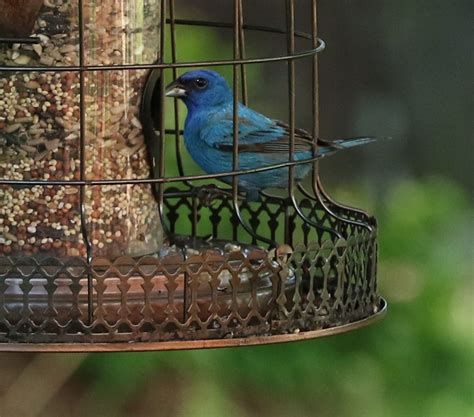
[{"x1": 194, "y1": 78, "x2": 208, "y2": 89}]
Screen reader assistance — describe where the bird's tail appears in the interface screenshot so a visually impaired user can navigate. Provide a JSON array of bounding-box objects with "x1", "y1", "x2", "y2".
[{"x1": 317, "y1": 136, "x2": 386, "y2": 157}]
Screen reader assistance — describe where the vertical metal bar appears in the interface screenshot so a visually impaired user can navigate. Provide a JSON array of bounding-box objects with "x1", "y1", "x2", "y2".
[
  {"x1": 311, "y1": 0, "x2": 320, "y2": 156},
  {"x1": 77, "y1": 0, "x2": 94, "y2": 325},
  {"x1": 166, "y1": 0, "x2": 189, "y2": 324},
  {"x1": 158, "y1": 0, "x2": 167, "y2": 220},
  {"x1": 306, "y1": 0, "x2": 360, "y2": 239},
  {"x1": 232, "y1": 0, "x2": 241, "y2": 208},
  {"x1": 169, "y1": 0, "x2": 197, "y2": 237},
  {"x1": 306, "y1": 0, "x2": 322, "y2": 315},
  {"x1": 311, "y1": 0, "x2": 335, "y2": 216},
  {"x1": 169, "y1": 0, "x2": 186, "y2": 178},
  {"x1": 228, "y1": 0, "x2": 288, "y2": 248},
  {"x1": 181, "y1": 247, "x2": 189, "y2": 324},
  {"x1": 190, "y1": 197, "x2": 198, "y2": 237},
  {"x1": 310, "y1": 0, "x2": 326, "y2": 220},
  {"x1": 309, "y1": 0, "x2": 372, "y2": 234},
  {"x1": 238, "y1": 0, "x2": 248, "y2": 105},
  {"x1": 286, "y1": 0, "x2": 297, "y2": 248},
  {"x1": 284, "y1": 0, "x2": 342, "y2": 242},
  {"x1": 286, "y1": 0, "x2": 296, "y2": 180}
]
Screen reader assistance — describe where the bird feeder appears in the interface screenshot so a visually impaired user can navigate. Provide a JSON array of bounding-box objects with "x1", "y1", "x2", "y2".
[{"x1": 0, "y1": 0, "x2": 386, "y2": 352}]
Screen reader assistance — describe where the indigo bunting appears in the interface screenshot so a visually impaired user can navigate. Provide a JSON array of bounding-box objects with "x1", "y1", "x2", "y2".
[{"x1": 165, "y1": 70, "x2": 378, "y2": 199}]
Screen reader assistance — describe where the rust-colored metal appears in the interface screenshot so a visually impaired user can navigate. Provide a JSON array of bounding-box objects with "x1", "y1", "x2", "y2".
[
  {"x1": 0, "y1": 299, "x2": 386, "y2": 352},
  {"x1": 0, "y1": 0, "x2": 43, "y2": 38},
  {"x1": 0, "y1": 221, "x2": 380, "y2": 346},
  {"x1": 0, "y1": 0, "x2": 385, "y2": 351}
]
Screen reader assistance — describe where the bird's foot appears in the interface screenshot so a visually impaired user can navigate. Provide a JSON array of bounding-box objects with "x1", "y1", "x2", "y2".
[
  {"x1": 192, "y1": 185, "x2": 237, "y2": 206},
  {"x1": 245, "y1": 189, "x2": 262, "y2": 202},
  {"x1": 191, "y1": 185, "x2": 261, "y2": 206}
]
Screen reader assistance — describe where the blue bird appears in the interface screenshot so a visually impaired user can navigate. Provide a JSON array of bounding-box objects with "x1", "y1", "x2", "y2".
[{"x1": 165, "y1": 70, "x2": 378, "y2": 200}]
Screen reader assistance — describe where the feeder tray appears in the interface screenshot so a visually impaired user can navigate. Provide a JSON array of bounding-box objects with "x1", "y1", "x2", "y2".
[{"x1": 0, "y1": 0, "x2": 386, "y2": 352}]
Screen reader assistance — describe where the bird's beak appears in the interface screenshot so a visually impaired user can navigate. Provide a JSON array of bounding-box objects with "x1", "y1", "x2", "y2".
[{"x1": 165, "y1": 80, "x2": 188, "y2": 98}]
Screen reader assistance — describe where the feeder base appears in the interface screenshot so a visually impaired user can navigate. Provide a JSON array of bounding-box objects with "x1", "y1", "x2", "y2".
[{"x1": 0, "y1": 299, "x2": 386, "y2": 352}]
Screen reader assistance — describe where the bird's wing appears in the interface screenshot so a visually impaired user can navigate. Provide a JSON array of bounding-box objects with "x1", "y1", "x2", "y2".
[
  {"x1": 207, "y1": 106, "x2": 318, "y2": 154},
  {"x1": 201, "y1": 105, "x2": 358, "y2": 155}
]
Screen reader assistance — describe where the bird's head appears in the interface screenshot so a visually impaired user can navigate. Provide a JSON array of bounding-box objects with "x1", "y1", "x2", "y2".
[{"x1": 165, "y1": 70, "x2": 233, "y2": 110}]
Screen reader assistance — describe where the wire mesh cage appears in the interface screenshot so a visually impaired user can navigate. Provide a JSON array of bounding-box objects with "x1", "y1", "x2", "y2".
[{"x1": 0, "y1": 0, "x2": 386, "y2": 352}]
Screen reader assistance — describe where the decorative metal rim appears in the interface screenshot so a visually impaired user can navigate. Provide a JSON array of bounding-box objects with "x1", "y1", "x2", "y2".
[{"x1": 0, "y1": 299, "x2": 387, "y2": 352}]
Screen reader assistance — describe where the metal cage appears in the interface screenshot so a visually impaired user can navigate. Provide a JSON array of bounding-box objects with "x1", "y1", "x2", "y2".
[{"x1": 0, "y1": 0, "x2": 386, "y2": 352}]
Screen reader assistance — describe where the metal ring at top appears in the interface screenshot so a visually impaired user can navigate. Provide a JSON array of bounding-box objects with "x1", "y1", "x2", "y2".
[
  {"x1": 0, "y1": 20, "x2": 325, "y2": 72},
  {"x1": 169, "y1": 18, "x2": 315, "y2": 41}
]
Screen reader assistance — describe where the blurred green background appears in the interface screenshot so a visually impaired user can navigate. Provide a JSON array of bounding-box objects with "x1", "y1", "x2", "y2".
[{"x1": 0, "y1": 1, "x2": 472, "y2": 416}]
